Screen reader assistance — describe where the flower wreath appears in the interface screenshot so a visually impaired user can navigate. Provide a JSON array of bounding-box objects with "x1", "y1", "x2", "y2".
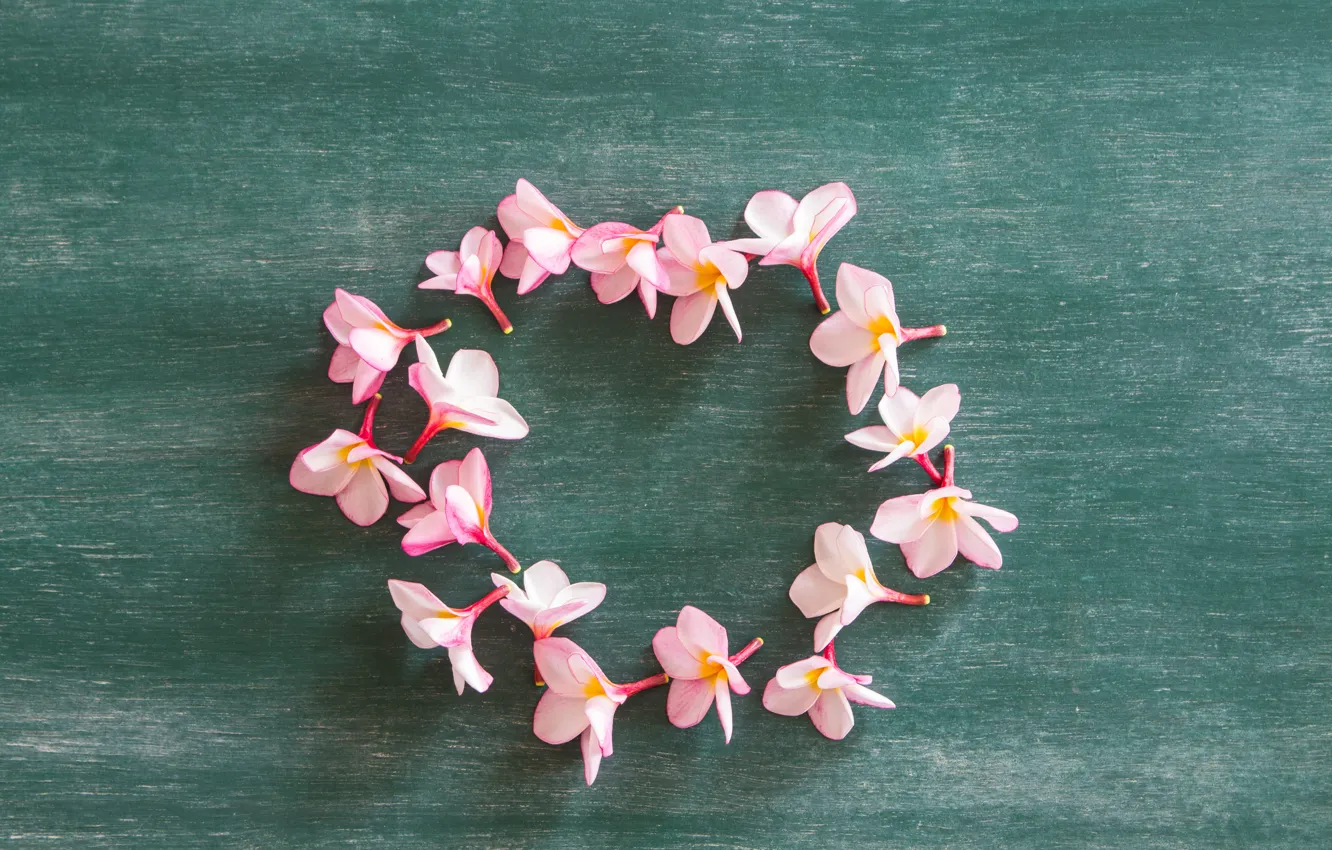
[{"x1": 290, "y1": 179, "x2": 1020, "y2": 785}]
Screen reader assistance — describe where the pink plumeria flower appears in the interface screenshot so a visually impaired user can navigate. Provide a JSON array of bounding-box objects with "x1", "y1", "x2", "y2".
[
  {"x1": 419, "y1": 226, "x2": 513, "y2": 334},
  {"x1": 652, "y1": 606, "x2": 763, "y2": 743},
  {"x1": 532, "y1": 637, "x2": 667, "y2": 786},
  {"x1": 387, "y1": 579, "x2": 509, "y2": 695},
  {"x1": 289, "y1": 394, "x2": 426, "y2": 526},
  {"x1": 722, "y1": 182, "x2": 857, "y2": 315},
  {"x1": 657, "y1": 214, "x2": 750, "y2": 345},
  {"x1": 809, "y1": 263, "x2": 948, "y2": 414},
  {"x1": 491, "y1": 560, "x2": 606, "y2": 640},
  {"x1": 497, "y1": 179, "x2": 585, "y2": 295},
  {"x1": 762, "y1": 643, "x2": 894, "y2": 740},
  {"x1": 397, "y1": 447, "x2": 521, "y2": 572},
  {"x1": 324, "y1": 288, "x2": 451, "y2": 404},
  {"x1": 789, "y1": 523, "x2": 929, "y2": 651},
  {"x1": 570, "y1": 207, "x2": 681, "y2": 318},
  {"x1": 403, "y1": 337, "x2": 529, "y2": 463},
  {"x1": 845, "y1": 384, "x2": 960, "y2": 472},
  {"x1": 870, "y1": 445, "x2": 1019, "y2": 578}
]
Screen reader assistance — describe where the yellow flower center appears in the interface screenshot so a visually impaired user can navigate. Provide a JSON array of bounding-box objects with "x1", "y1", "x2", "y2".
[
  {"x1": 867, "y1": 315, "x2": 898, "y2": 340},
  {"x1": 929, "y1": 496, "x2": 960, "y2": 523}
]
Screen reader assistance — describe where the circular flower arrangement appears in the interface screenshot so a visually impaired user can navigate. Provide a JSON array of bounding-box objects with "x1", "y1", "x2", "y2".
[{"x1": 290, "y1": 179, "x2": 1020, "y2": 785}]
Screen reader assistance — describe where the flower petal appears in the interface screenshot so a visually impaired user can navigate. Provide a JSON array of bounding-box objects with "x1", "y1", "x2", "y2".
[
  {"x1": 590, "y1": 264, "x2": 639, "y2": 304},
  {"x1": 370, "y1": 456, "x2": 426, "y2": 504},
  {"x1": 625, "y1": 239, "x2": 669, "y2": 290},
  {"x1": 843, "y1": 682, "x2": 895, "y2": 709},
  {"x1": 534, "y1": 691, "x2": 590, "y2": 744},
  {"x1": 290, "y1": 447, "x2": 355, "y2": 497},
  {"x1": 387, "y1": 579, "x2": 446, "y2": 621},
  {"x1": 813, "y1": 612, "x2": 844, "y2": 651},
  {"x1": 349, "y1": 327, "x2": 407, "y2": 373},
  {"x1": 581, "y1": 726, "x2": 603, "y2": 786},
  {"x1": 881, "y1": 341, "x2": 901, "y2": 397},
  {"x1": 350, "y1": 361, "x2": 387, "y2": 405},
  {"x1": 870, "y1": 494, "x2": 931, "y2": 543},
  {"x1": 677, "y1": 605, "x2": 728, "y2": 659},
  {"x1": 443, "y1": 484, "x2": 487, "y2": 544},
  {"x1": 544, "y1": 582, "x2": 606, "y2": 625},
  {"x1": 399, "y1": 613, "x2": 439, "y2": 649},
  {"x1": 915, "y1": 383, "x2": 961, "y2": 427},
  {"x1": 867, "y1": 442, "x2": 915, "y2": 473},
  {"x1": 523, "y1": 226, "x2": 575, "y2": 275},
  {"x1": 715, "y1": 285, "x2": 742, "y2": 342},
  {"x1": 571, "y1": 222, "x2": 632, "y2": 273},
  {"x1": 666, "y1": 676, "x2": 716, "y2": 729},
  {"x1": 670, "y1": 289, "x2": 718, "y2": 345},
  {"x1": 532, "y1": 599, "x2": 594, "y2": 638},
  {"x1": 520, "y1": 560, "x2": 570, "y2": 606},
  {"x1": 834, "y1": 263, "x2": 888, "y2": 327},
  {"x1": 334, "y1": 288, "x2": 385, "y2": 330},
  {"x1": 532, "y1": 637, "x2": 590, "y2": 696},
  {"x1": 901, "y1": 520, "x2": 959, "y2": 578},
  {"x1": 846, "y1": 351, "x2": 886, "y2": 415},
  {"x1": 428, "y1": 459, "x2": 463, "y2": 506},
  {"x1": 457, "y1": 447, "x2": 493, "y2": 517},
  {"x1": 714, "y1": 678, "x2": 734, "y2": 743},
  {"x1": 652, "y1": 626, "x2": 709, "y2": 679},
  {"x1": 452, "y1": 396, "x2": 529, "y2": 440},
  {"x1": 444, "y1": 349, "x2": 500, "y2": 399},
  {"x1": 585, "y1": 695, "x2": 618, "y2": 756},
  {"x1": 743, "y1": 189, "x2": 799, "y2": 243},
  {"x1": 789, "y1": 563, "x2": 848, "y2": 618},
  {"x1": 498, "y1": 239, "x2": 529, "y2": 278},
  {"x1": 808, "y1": 688, "x2": 855, "y2": 740},
  {"x1": 327, "y1": 344, "x2": 360, "y2": 383},
  {"x1": 660, "y1": 255, "x2": 705, "y2": 297},
  {"x1": 400, "y1": 509, "x2": 458, "y2": 556},
  {"x1": 955, "y1": 513, "x2": 1004, "y2": 569},
  {"x1": 839, "y1": 575, "x2": 877, "y2": 625},
  {"x1": 336, "y1": 463, "x2": 389, "y2": 526},
  {"x1": 662, "y1": 213, "x2": 711, "y2": 268},
  {"x1": 809, "y1": 311, "x2": 877, "y2": 368},
  {"x1": 448, "y1": 646, "x2": 493, "y2": 694},
  {"x1": 396, "y1": 502, "x2": 435, "y2": 529},
  {"x1": 956, "y1": 500, "x2": 1020, "y2": 533},
  {"x1": 517, "y1": 256, "x2": 551, "y2": 295},
  {"x1": 775, "y1": 656, "x2": 831, "y2": 690},
  {"x1": 792, "y1": 183, "x2": 855, "y2": 237},
  {"x1": 324, "y1": 300, "x2": 353, "y2": 344},
  {"x1": 516, "y1": 179, "x2": 579, "y2": 233},
  {"x1": 762, "y1": 678, "x2": 820, "y2": 717},
  {"x1": 844, "y1": 424, "x2": 899, "y2": 454},
  {"x1": 417, "y1": 613, "x2": 472, "y2": 648},
  {"x1": 301, "y1": 430, "x2": 363, "y2": 472}
]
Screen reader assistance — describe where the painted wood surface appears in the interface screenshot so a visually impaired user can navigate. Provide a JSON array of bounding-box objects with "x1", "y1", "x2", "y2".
[{"x1": 3, "y1": 1, "x2": 1329, "y2": 846}]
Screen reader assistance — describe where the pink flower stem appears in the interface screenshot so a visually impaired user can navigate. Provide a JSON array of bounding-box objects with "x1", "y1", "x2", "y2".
[
  {"x1": 942, "y1": 444, "x2": 956, "y2": 487},
  {"x1": 821, "y1": 640, "x2": 837, "y2": 665},
  {"x1": 620, "y1": 672, "x2": 669, "y2": 697},
  {"x1": 914, "y1": 453, "x2": 945, "y2": 486},
  {"x1": 729, "y1": 637, "x2": 764, "y2": 666},
  {"x1": 486, "y1": 535, "x2": 521, "y2": 574},
  {"x1": 880, "y1": 587, "x2": 931, "y2": 606},
  {"x1": 403, "y1": 416, "x2": 443, "y2": 464},
  {"x1": 358, "y1": 393, "x2": 383, "y2": 441},
  {"x1": 463, "y1": 584, "x2": 510, "y2": 615},
  {"x1": 412, "y1": 319, "x2": 453, "y2": 338},
  {"x1": 900, "y1": 324, "x2": 947, "y2": 342},
  {"x1": 480, "y1": 293, "x2": 513, "y2": 335},
  {"x1": 801, "y1": 263, "x2": 832, "y2": 315},
  {"x1": 533, "y1": 659, "x2": 545, "y2": 688}
]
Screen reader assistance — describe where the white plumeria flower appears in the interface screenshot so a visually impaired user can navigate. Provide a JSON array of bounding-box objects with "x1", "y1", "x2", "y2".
[
  {"x1": 387, "y1": 579, "x2": 510, "y2": 695},
  {"x1": 403, "y1": 337, "x2": 529, "y2": 462},
  {"x1": 492, "y1": 560, "x2": 607, "y2": 640},
  {"x1": 789, "y1": 523, "x2": 930, "y2": 650},
  {"x1": 762, "y1": 650, "x2": 894, "y2": 741},
  {"x1": 845, "y1": 384, "x2": 960, "y2": 472}
]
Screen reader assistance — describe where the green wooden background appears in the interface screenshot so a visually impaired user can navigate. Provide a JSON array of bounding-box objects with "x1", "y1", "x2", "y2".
[{"x1": 3, "y1": 1, "x2": 1329, "y2": 847}]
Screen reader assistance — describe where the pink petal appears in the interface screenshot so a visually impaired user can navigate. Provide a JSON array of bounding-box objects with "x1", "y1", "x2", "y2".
[
  {"x1": 862, "y1": 283, "x2": 898, "y2": 328},
  {"x1": 532, "y1": 600, "x2": 594, "y2": 638},
  {"x1": 714, "y1": 679, "x2": 734, "y2": 743},
  {"x1": 584, "y1": 695, "x2": 617, "y2": 756},
  {"x1": 399, "y1": 613, "x2": 439, "y2": 649},
  {"x1": 499, "y1": 598, "x2": 544, "y2": 630},
  {"x1": 870, "y1": 494, "x2": 931, "y2": 543},
  {"x1": 677, "y1": 605, "x2": 728, "y2": 658},
  {"x1": 498, "y1": 238, "x2": 529, "y2": 278},
  {"x1": 662, "y1": 214, "x2": 711, "y2": 268},
  {"x1": 418, "y1": 614, "x2": 472, "y2": 649},
  {"x1": 457, "y1": 447, "x2": 493, "y2": 517},
  {"x1": 521, "y1": 560, "x2": 571, "y2": 606},
  {"x1": 571, "y1": 222, "x2": 632, "y2": 272},
  {"x1": 289, "y1": 447, "x2": 355, "y2": 497},
  {"x1": 350, "y1": 361, "x2": 387, "y2": 405},
  {"x1": 867, "y1": 443, "x2": 914, "y2": 473},
  {"x1": 699, "y1": 245, "x2": 749, "y2": 287},
  {"x1": 396, "y1": 502, "x2": 435, "y2": 528},
  {"x1": 444, "y1": 349, "x2": 500, "y2": 399},
  {"x1": 426, "y1": 459, "x2": 462, "y2": 506},
  {"x1": 812, "y1": 522, "x2": 843, "y2": 570},
  {"x1": 660, "y1": 255, "x2": 705, "y2": 297},
  {"x1": 762, "y1": 678, "x2": 820, "y2": 717},
  {"x1": 717, "y1": 659, "x2": 749, "y2": 695},
  {"x1": 774, "y1": 656, "x2": 831, "y2": 690},
  {"x1": 913, "y1": 418, "x2": 951, "y2": 458},
  {"x1": 301, "y1": 430, "x2": 362, "y2": 472},
  {"x1": 845, "y1": 424, "x2": 899, "y2": 454},
  {"x1": 324, "y1": 300, "x2": 352, "y2": 344},
  {"x1": 789, "y1": 563, "x2": 848, "y2": 618},
  {"x1": 839, "y1": 576, "x2": 876, "y2": 625},
  {"x1": 846, "y1": 351, "x2": 887, "y2": 415},
  {"x1": 443, "y1": 484, "x2": 486, "y2": 544},
  {"x1": 670, "y1": 289, "x2": 718, "y2": 345},
  {"x1": 625, "y1": 239, "x2": 668, "y2": 290},
  {"x1": 915, "y1": 383, "x2": 961, "y2": 427},
  {"x1": 843, "y1": 682, "x2": 895, "y2": 709},
  {"x1": 590, "y1": 264, "x2": 639, "y2": 304},
  {"x1": 802, "y1": 194, "x2": 855, "y2": 260},
  {"x1": 370, "y1": 456, "x2": 426, "y2": 504},
  {"x1": 652, "y1": 626, "x2": 709, "y2": 679},
  {"x1": 721, "y1": 237, "x2": 775, "y2": 255},
  {"x1": 517, "y1": 256, "x2": 551, "y2": 294},
  {"x1": 808, "y1": 688, "x2": 855, "y2": 740},
  {"x1": 534, "y1": 691, "x2": 590, "y2": 744},
  {"x1": 425, "y1": 248, "x2": 462, "y2": 277},
  {"x1": 881, "y1": 341, "x2": 901, "y2": 397},
  {"x1": 792, "y1": 182, "x2": 855, "y2": 237},
  {"x1": 715, "y1": 285, "x2": 742, "y2": 342},
  {"x1": 955, "y1": 514, "x2": 1004, "y2": 569},
  {"x1": 835, "y1": 524, "x2": 872, "y2": 574},
  {"x1": 387, "y1": 579, "x2": 446, "y2": 621},
  {"x1": 956, "y1": 500, "x2": 1020, "y2": 532},
  {"x1": 638, "y1": 279, "x2": 659, "y2": 319},
  {"x1": 334, "y1": 288, "x2": 383, "y2": 330},
  {"x1": 666, "y1": 676, "x2": 716, "y2": 729},
  {"x1": 497, "y1": 193, "x2": 542, "y2": 240},
  {"x1": 809, "y1": 312, "x2": 877, "y2": 367},
  {"x1": 743, "y1": 189, "x2": 799, "y2": 244},
  {"x1": 522, "y1": 227, "x2": 575, "y2": 275},
  {"x1": 401, "y1": 509, "x2": 458, "y2": 556},
  {"x1": 532, "y1": 637, "x2": 589, "y2": 696},
  {"x1": 834, "y1": 263, "x2": 887, "y2": 326},
  {"x1": 344, "y1": 443, "x2": 383, "y2": 464},
  {"x1": 581, "y1": 726, "x2": 603, "y2": 786},
  {"x1": 545, "y1": 581, "x2": 606, "y2": 621},
  {"x1": 876, "y1": 386, "x2": 919, "y2": 437},
  {"x1": 328, "y1": 345, "x2": 360, "y2": 383},
  {"x1": 813, "y1": 611, "x2": 844, "y2": 652},
  {"x1": 515, "y1": 179, "x2": 579, "y2": 233},
  {"x1": 452, "y1": 396, "x2": 529, "y2": 440},
  {"x1": 448, "y1": 646, "x2": 492, "y2": 694},
  {"x1": 336, "y1": 463, "x2": 389, "y2": 526},
  {"x1": 901, "y1": 520, "x2": 959, "y2": 578},
  {"x1": 348, "y1": 327, "x2": 407, "y2": 373}
]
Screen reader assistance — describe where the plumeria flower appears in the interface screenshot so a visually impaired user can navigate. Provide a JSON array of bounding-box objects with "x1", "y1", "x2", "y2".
[
  {"x1": 656, "y1": 214, "x2": 750, "y2": 345},
  {"x1": 722, "y1": 183, "x2": 857, "y2": 315},
  {"x1": 419, "y1": 226, "x2": 513, "y2": 333},
  {"x1": 492, "y1": 560, "x2": 606, "y2": 640},
  {"x1": 532, "y1": 637, "x2": 668, "y2": 786},
  {"x1": 762, "y1": 643, "x2": 894, "y2": 740},
  {"x1": 403, "y1": 337, "x2": 529, "y2": 463},
  {"x1": 289, "y1": 394, "x2": 426, "y2": 526},
  {"x1": 498, "y1": 179, "x2": 585, "y2": 295},
  {"x1": 652, "y1": 606, "x2": 763, "y2": 743},
  {"x1": 809, "y1": 263, "x2": 948, "y2": 414},
  {"x1": 870, "y1": 445, "x2": 1019, "y2": 578},
  {"x1": 570, "y1": 207, "x2": 681, "y2": 318},
  {"x1": 845, "y1": 384, "x2": 961, "y2": 473},
  {"x1": 789, "y1": 523, "x2": 929, "y2": 651},
  {"x1": 387, "y1": 579, "x2": 509, "y2": 695},
  {"x1": 324, "y1": 289, "x2": 451, "y2": 404},
  {"x1": 397, "y1": 447, "x2": 520, "y2": 571}
]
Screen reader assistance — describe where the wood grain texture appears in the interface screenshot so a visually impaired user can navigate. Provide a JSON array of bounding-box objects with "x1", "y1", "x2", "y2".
[{"x1": 3, "y1": 0, "x2": 1330, "y2": 846}]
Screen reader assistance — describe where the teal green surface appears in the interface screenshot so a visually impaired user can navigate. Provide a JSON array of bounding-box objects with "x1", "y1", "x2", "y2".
[{"x1": 3, "y1": 1, "x2": 1330, "y2": 847}]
